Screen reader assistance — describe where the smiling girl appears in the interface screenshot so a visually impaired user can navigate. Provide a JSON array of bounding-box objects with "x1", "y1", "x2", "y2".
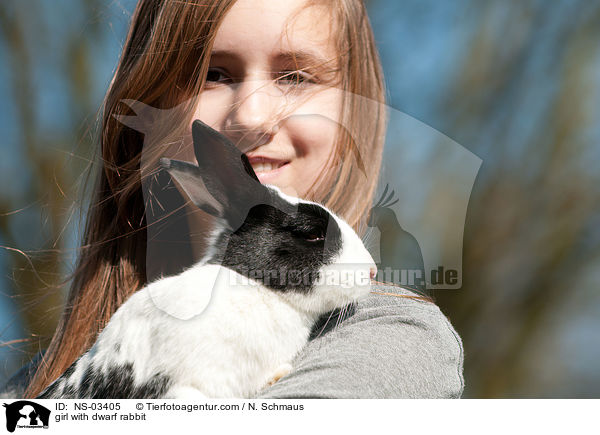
[{"x1": 2, "y1": 0, "x2": 464, "y2": 399}]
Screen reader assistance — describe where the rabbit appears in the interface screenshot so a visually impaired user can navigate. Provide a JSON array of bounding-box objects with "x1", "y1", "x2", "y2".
[{"x1": 37, "y1": 120, "x2": 377, "y2": 399}]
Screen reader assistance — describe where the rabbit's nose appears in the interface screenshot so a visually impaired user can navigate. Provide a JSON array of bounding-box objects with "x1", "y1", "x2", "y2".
[{"x1": 370, "y1": 266, "x2": 378, "y2": 280}]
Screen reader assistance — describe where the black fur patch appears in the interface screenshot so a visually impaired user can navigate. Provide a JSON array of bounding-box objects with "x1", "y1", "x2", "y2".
[
  {"x1": 211, "y1": 194, "x2": 343, "y2": 293},
  {"x1": 62, "y1": 382, "x2": 77, "y2": 398},
  {"x1": 38, "y1": 362, "x2": 170, "y2": 399},
  {"x1": 78, "y1": 363, "x2": 170, "y2": 399},
  {"x1": 62, "y1": 361, "x2": 76, "y2": 378}
]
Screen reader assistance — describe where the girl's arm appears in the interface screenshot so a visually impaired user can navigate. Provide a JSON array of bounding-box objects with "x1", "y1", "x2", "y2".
[{"x1": 256, "y1": 283, "x2": 465, "y2": 399}]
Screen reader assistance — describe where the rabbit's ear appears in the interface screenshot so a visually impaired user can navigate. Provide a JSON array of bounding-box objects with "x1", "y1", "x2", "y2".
[
  {"x1": 159, "y1": 158, "x2": 224, "y2": 219},
  {"x1": 161, "y1": 120, "x2": 270, "y2": 230},
  {"x1": 191, "y1": 120, "x2": 260, "y2": 183}
]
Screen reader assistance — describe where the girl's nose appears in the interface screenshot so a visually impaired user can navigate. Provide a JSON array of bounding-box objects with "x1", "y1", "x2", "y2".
[{"x1": 226, "y1": 80, "x2": 280, "y2": 149}]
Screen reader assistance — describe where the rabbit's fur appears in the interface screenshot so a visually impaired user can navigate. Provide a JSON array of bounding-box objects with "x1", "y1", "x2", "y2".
[{"x1": 38, "y1": 120, "x2": 375, "y2": 399}]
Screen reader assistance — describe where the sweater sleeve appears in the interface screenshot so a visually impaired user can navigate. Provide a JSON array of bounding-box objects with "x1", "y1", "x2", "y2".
[{"x1": 255, "y1": 284, "x2": 465, "y2": 399}]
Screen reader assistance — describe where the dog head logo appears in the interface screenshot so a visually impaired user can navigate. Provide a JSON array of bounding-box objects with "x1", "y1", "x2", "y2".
[{"x1": 3, "y1": 401, "x2": 50, "y2": 433}]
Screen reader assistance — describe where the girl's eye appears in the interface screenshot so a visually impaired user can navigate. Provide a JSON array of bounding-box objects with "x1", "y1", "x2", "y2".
[
  {"x1": 205, "y1": 68, "x2": 232, "y2": 85},
  {"x1": 276, "y1": 70, "x2": 315, "y2": 86}
]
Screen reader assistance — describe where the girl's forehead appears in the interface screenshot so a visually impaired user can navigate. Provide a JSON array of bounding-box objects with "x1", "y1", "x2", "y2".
[{"x1": 212, "y1": 0, "x2": 335, "y2": 58}]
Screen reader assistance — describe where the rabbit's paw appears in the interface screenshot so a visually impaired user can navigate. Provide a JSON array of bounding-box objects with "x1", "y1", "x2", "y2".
[{"x1": 266, "y1": 363, "x2": 293, "y2": 387}]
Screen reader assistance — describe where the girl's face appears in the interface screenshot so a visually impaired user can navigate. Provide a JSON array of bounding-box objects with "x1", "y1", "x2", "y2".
[{"x1": 191, "y1": 0, "x2": 342, "y2": 198}]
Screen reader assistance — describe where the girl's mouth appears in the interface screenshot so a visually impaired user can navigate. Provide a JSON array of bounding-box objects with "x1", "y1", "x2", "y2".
[{"x1": 246, "y1": 156, "x2": 290, "y2": 183}]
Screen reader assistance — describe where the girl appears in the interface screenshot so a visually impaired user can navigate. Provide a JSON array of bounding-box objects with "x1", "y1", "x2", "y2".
[{"x1": 3, "y1": 0, "x2": 464, "y2": 399}]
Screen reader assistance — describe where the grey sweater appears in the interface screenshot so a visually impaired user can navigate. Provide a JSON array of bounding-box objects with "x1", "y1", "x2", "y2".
[{"x1": 0, "y1": 283, "x2": 464, "y2": 399}]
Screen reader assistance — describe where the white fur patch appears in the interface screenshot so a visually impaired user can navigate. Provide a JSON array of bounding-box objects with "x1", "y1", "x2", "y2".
[{"x1": 87, "y1": 267, "x2": 317, "y2": 397}]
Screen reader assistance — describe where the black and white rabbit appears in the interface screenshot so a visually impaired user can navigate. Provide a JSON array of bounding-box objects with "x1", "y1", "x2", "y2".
[{"x1": 38, "y1": 120, "x2": 376, "y2": 399}]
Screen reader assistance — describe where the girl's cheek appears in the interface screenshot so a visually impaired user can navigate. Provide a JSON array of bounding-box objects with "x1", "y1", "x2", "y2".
[
  {"x1": 285, "y1": 115, "x2": 338, "y2": 198},
  {"x1": 285, "y1": 89, "x2": 342, "y2": 156},
  {"x1": 288, "y1": 87, "x2": 342, "y2": 122},
  {"x1": 286, "y1": 116, "x2": 338, "y2": 158},
  {"x1": 285, "y1": 89, "x2": 342, "y2": 180},
  {"x1": 193, "y1": 89, "x2": 233, "y2": 128}
]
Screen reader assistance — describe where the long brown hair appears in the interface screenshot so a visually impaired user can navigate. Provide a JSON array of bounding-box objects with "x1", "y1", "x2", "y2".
[{"x1": 25, "y1": 0, "x2": 389, "y2": 398}]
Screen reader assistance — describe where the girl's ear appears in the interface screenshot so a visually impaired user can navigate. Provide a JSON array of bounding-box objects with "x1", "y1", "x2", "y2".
[{"x1": 160, "y1": 120, "x2": 270, "y2": 230}]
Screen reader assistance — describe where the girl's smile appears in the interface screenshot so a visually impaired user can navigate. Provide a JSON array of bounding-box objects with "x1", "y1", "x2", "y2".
[{"x1": 245, "y1": 154, "x2": 291, "y2": 184}]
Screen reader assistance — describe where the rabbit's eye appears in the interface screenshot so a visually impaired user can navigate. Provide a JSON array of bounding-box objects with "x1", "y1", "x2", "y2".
[
  {"x1": 288, "y1": 223, "x2": 326, "y2": 242},
  {"x1": 304, "y1": 231, "x2": 325, "y2": 242}
]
